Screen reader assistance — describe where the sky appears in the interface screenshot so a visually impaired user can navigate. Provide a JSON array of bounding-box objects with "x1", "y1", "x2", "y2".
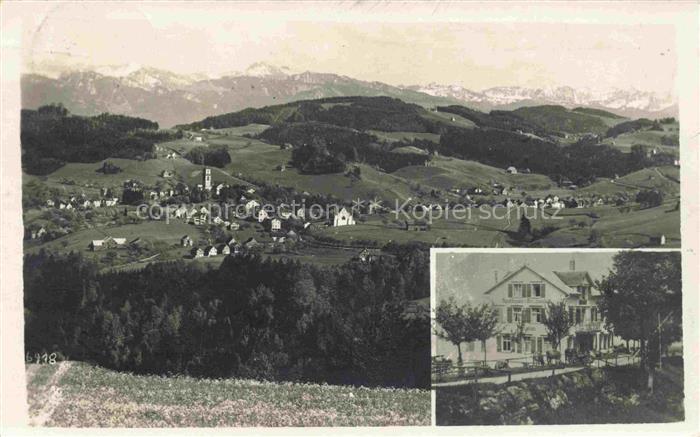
[
  {"x1": 17, "y1": 2, "x2": 678, "y2": 95},
  {"x1": 434, "y1": 251, "x2": 617, "y2": 306}
]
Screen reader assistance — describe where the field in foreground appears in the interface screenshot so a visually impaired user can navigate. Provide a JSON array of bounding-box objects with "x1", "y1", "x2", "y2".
[{"x1": 26, "y1": 361, "x2": 431, "y2": 427}]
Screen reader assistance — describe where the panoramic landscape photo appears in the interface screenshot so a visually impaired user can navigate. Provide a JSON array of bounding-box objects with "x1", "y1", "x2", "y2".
[
  {"x1": 19, "y1": 3, "x2": 680, "y2": 427},
  {"x1": 432, "y1": 250, "x2": 683, "y2": 425}
]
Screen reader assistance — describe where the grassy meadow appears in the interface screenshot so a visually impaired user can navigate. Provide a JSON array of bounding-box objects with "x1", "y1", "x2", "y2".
[{"x1": 26, "y1": 362, "x2": 431, "y2": 427}]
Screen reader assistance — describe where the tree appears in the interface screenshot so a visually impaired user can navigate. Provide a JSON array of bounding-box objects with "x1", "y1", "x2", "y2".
[
  {"x1": 434, "y1": 298, "x2": 472, "y2": 365},
  {"x1": 467, "y1": 304, "x2": 499, "y2": 365},
  {"x1": 636, "y1": 189, "x2": 664, "y2": 208},
  {"x1": 597, "y1": 251, "x2": 681, "y2": 392},
  {"x1": 541, "y1": 301, "x2": 575, "y2": 353},
  {"x1": 517, "y1": 215, "x2": 532, "y2": 241}
]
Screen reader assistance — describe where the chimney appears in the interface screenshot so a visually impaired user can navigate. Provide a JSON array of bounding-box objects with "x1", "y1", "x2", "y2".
[
  {"x1": 494, "y1": 270, "x2": 499, "y2": 284},
  {"x1": 569, "y1": 259, "x2": 576, "y2": 271}
]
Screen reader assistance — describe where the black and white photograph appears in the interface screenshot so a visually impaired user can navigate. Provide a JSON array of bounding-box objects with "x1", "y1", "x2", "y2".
[
  {"x1": 432, "y1": 250, "x2": 683, "y2": 425},
  {"x1": 0, "y1": 0, "x2": 698, "y2": 433}
]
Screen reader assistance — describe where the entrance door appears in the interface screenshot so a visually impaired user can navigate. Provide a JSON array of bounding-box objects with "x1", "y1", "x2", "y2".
[{"x1": 576, "y1": 333, "x2": 594, "y2": 352}]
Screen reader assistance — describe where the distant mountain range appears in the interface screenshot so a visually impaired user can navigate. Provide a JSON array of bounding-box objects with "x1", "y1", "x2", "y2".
[{"x1": 21, "y1": 63, "x2": 677, "y2": 127}]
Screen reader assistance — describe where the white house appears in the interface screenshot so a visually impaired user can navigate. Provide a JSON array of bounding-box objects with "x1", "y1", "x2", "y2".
[
  {"x1": 332, "y1": 207, "x2": 355, "y2": 227},
  {"x1": 455, "y1": 260, "x2": 622, "y2": 367},
  {"x1": 90, "y1": 236, "x2": 126, "y2": 251},
  {"x1": 256, "y1": 209, "x2": 270, "y2": 223},
  {"x1": 271, "y1": 218, "x2": 282, "y2": 231},
  {"x1": 506, "y1": 166, "x2": 518, "y2": 174},
  {"x1": 245, "y1": 200, "x2": 261, "y2": 216}
]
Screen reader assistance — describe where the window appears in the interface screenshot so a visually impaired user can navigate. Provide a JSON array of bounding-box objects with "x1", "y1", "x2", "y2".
[
  {"x1": 523, "y1": 336, "x2": 532, "y2": 353},
  {"x1": 591, "y1": 307, "x2": 598, "y2": 322},
  {"x1": 532, "y1": 283, "x2": 543, "y2": 297},
  {"x1": 513, "y1": 307, "x2": 522, "y2": 323},
  {"x1": 503, "y1": 335, "x2": 512, "y2": 352},
  {"x1": 512, "y1": 283, "x2": 524, "y2": 297},
  {"x1": 575, "y1": 308, "x2": 583, "y2": 324},
  {"x1": 532, "y1": 307, "x2": 542, "y2": 323}
]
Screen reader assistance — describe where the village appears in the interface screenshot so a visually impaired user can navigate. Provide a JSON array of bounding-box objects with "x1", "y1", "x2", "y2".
[{"x1": 24, "y1": 152, "x2": 677, "y2": 269}]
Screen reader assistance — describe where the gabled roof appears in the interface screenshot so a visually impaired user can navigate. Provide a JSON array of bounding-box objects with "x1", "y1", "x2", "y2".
[
  {"x1": 553, "y1": 271, "x2": 601, "y2": 296},
  {"x1": 552, "y1": 271, "x2": 593, "y2": 288},
  {"x1": 484, "y1": 265, "x2": 571, "y2": 297}
]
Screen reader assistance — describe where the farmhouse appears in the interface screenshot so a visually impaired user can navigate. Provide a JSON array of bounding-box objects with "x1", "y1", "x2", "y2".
[
  {"x1": 460, "y1": 260, "x2": 623, "y2": 364},
  {"x1": 506, "y1": 166, "x2": 518, "y2": 174},
  {"x1": 405, "y1": 220, "x2": 430, "y2": 231},
  {"x1": 244, "y1": 237, "x2": 259, "y2": 249},
  {"x1": 331, "y1": 207, "x2": 355, "y2": 227},
  {"x1": 217, "y1": 244, "x2": 231, "y2": 255},
  {"x1": 90, "y1": 236, "x2": 127, "y2": 251},
  {"x1": 191, "y1": 247, "x2": 204, "y2": 258},
  {"x1": 181, "y1": 235, "x2": 193, "y2": 247},
  {"x1": 245, "y1": 200, "x2": 261, "y2": 215},
  {"x1": 356, "y1": 248, "x2": 381, "y2": 263},
  {"x1": 256, "y1": 209, "x2": 270, "y2": 222},
  {"x1": 161, "y1": 170, "x2": 173, "y2": 178},
  {"x1": 204, "y1": 245, "x2": 218, "y2": 257},
  {"x1": 25, "y1": 225, "x2": 47, "y2": 240}
]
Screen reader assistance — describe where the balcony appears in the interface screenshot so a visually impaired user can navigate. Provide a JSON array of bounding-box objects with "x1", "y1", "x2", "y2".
[{"x1": 572, "y1": 321, "x2": 603, "y2": 333}]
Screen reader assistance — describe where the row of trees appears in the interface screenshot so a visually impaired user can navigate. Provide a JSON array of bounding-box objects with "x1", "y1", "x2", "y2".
[
  {"x1": 184, "y1": 145, "x2": 232, "y2": 168},
  {"x1": 24, "y1": 244, "x2": 431, "y2": 388},
  {"x1": 435, "y1": 298, "x2": 573, "y2": 365}
]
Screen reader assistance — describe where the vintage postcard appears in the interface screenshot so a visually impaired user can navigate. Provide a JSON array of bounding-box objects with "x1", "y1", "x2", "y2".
[{"x1": 0, "y1": 1, "x2": 698, "y2": 435}]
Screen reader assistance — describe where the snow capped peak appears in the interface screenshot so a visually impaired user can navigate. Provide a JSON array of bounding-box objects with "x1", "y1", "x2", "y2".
[
  {"x1": 122, "y1": 67, "x2": 206, "y2": 90},
  {"x1": 405, "y1": 83, "x2": 675, "y2": 114},
  {"x1": 242, "y1": 62, "x2": 293, "y2": 78},
  {"x1": 93, "y1": 63, "x2": 144, "y2": 78}
]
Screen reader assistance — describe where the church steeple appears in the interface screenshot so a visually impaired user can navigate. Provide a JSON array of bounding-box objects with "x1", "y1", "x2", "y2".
[{"x1": 203, "y1": 167, "x2": 212, "y2": 190}]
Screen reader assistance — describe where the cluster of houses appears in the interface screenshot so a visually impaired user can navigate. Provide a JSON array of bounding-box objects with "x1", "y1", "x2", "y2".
[
  {"x1": 184, "y1": 234, "x2": 288, "y2": 259},
  {"x1": 44, "y1": 194, "x2": 119, "y2": 210}
]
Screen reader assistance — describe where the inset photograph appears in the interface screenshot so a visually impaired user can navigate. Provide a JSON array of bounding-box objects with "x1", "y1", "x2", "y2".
[{"x1": 432, "y1": 250, "x2": 683, "y2": 425}]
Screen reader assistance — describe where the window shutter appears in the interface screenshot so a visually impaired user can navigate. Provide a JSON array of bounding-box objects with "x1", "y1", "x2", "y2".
[
  {"x1": 516, "y1": 339, "x2": 522, "y2": 353},
  {"x1": 526, "y1": 284, "x2": 532, "y2": 298},
  {"x1": 508, "y1": 284, "x2": 513, "y2": 298},
  {"x1": 541, "y1": 283, "x2": 546, "y2": 298},
  {"x1": 507, "y1": 307, "x2": 512, "y2": 323},
  {"x1": 524, "y1": 308, "x2": 531, "y2": 323},
  {"x1": 497, "y1": 335, "x2": 502, "y2": 352}
]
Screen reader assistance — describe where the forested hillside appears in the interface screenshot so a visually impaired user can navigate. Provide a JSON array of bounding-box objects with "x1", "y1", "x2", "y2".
[
  {"x1": 179, "y1": 96, "x2": 662, "y2": 185},
  {"x1": 21, "y1": 104, "x2": 177, "y2": 175},
  {"x1": 24, "y1": 244, "x2": 430, "y2": 388}
]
